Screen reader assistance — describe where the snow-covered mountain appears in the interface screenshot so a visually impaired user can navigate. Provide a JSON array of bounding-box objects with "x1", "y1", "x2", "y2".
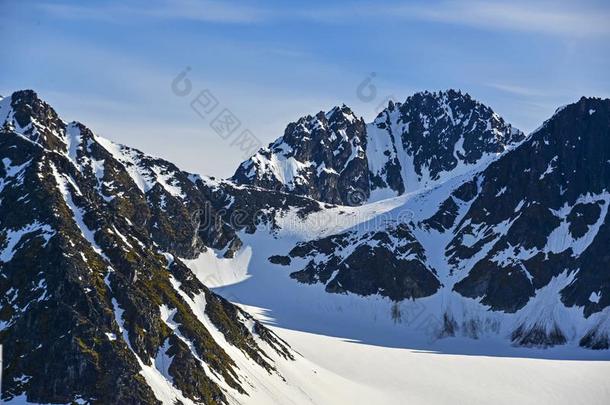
[
  {"x1": 233, "y1": 90, "x2": 524, "y2": 205},
  {"x1": 1, "y1": 89, "x2": 609, "y2": 404},
  {"x1": 0, "y1": 91, "x2": 324, "y2": 404},
  {"x1": 270, "y1": 96, "x2": 610, "y2": 349},
  {"x1": 232, "y1": 104, "x2": 370, "y2": 205}
]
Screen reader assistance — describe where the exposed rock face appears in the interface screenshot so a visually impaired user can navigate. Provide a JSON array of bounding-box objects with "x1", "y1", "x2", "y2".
[
  {"x1": 366, "y1": 90, "x2": 524, "y2": 198},
  {"x1": 449, "y1": 97, "x2": 610, "y2": 326},
  {"x1": 0, "y1": 91, "x2": 294, "y2": 404},
  {"x1": 288, "y1": 227, "x2": 440, "y2": 301},
  {"x1": 274, "y1": 96, "x2": 610, "y2": 349},
  {"x1": 233, "y1": 90, "x2": 524, "y2": 205},
  {"x1": 3, "y1": 88, "x2": 610, "y2": 405},
  {"x1": 232, "y1": 105, "x2": 370, "y2": 205}
]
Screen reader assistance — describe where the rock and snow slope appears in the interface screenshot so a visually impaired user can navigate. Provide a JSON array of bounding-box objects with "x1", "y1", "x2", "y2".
[
  {"x1": 180, "y1": 206, "x2": 610, "y2": 405},
  {"x1": 1, "y1": 90, "x2": 610, "y2": 405},
  {"x1": 0, "y1": 91, "x2": 321, "y2": 404},
  {"x1": 233, "y1": 90, "x2": 524, "y2": 205},
  {"x1": 264, "y1": 96, "x2": 610, "y2": 349},
  {"x1": 212, "y1": 95, "x2": 610, "y2": 352}
]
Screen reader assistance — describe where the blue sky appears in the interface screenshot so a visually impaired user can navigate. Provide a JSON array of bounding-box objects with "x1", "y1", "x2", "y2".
[{"x1": 2, "y1": 0, "x2": 610, "y2": 177}]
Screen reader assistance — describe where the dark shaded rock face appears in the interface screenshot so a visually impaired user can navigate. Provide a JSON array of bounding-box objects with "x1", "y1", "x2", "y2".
[
  {"x1": 449, "y1": 97, "x2": 610, "y2": 315},
  {"x1": 288, "y1": 227, "x2": 441, "y2": 301},
  {"x1": 0, "y1": 91, "x2": 294, "y2": 404},
  {"x1": 193, "y1": 176, "x2": 322, "y2": 238},
  {"x1": 232, "y1": 105, "x2": 371, "y2": 205},
  {"x1": 233, "y1": 90, "x2": 524, "y2": 205},
  {"x1": 268, "y1": 255, "x2": 291, "y2": 266}
]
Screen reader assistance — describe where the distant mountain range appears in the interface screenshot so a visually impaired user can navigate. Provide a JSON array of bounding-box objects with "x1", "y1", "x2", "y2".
[
  {"x1": 233, "y1": 90, "x2": 524, "y2": 205},
  {"x1": 1, "y1": 89, "x2": 609, "y2": 404}
]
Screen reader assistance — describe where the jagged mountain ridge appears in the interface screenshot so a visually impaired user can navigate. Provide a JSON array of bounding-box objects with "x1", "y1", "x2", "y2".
[
  {"x1": 272, "y1": 96, "x2": 610, "y2": 349},
  {"x1": 2, "y1": 89, "x2": 609, "y2": 404},
  {"x1": 0, "y1": 91, "x2": 310, "y2": 404},
  {"x1": 232, "y1": 104, "x2": 370, "y2": 205},
  {"x1": 448, "y1": 97, "x2": 610, "y2": 347},
  {"x1": 233, "y1": 90, "x2": 524, "y2": 205}
]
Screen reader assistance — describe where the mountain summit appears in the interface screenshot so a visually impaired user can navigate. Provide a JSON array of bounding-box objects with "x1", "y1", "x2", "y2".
[
  {"x1": 233, "y1": 90, "x2": 524, "y2": 205},
  {"x1": 1, "y1": 90, "x2": 609, "y2": 404},
  {"x1": 232, "y1": 104, "x2": 369, "y2": 205},
  {"x1": 280, "y1": 95, "x2": 610, "y2": 349},
  {"x1": 0, "y1": 90, "x2": 299, "y2": 404}
]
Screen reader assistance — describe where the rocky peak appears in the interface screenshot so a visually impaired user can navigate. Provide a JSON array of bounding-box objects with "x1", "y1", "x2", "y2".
[
  {"x1": 446, "y1": 96, "x2": 610, "y2": 339},
  {"x1": 279, "y1": 95, "x2": 610, "y2": 349},
  {"x1": 232, "y1": 103, "x2": 369, "y2": 205},
  {"x1": 0, "y1": 90, "x2": 298, "y2": 403},
  {"x1": 232, "y1": 90, "x2": 524, "y2": 206},
  {"x1": 367, "y1": 89, "x2": 525, "y2": 199},
  {"x1": 1, "y1": 90, "x2": 67, "y2": 153},
  {"x1": 271, "y1": 103, "x2": 362, "y2": 161}
]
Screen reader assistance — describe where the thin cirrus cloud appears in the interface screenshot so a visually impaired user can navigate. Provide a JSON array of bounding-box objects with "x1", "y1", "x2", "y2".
[
  {"x1": 485, "y1": 83, "x2": 545, "y2": 97},
  {"x1": 250, "y1": 1, "x2": 610, "y2": 38},
  {"x1": 37, "y1": 0, "x2": 269, "y2": 24},
  {"x1": 36, "y1": 0, "x2": 610, "y2": 38},
  {"x1": 384, "y1": 0, "x2": 610, "y2": 38}
]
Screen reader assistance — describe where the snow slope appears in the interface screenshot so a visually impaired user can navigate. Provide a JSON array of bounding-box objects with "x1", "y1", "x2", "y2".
[
  {"x1": 280, "y1": 328, "x2": 610, "y2": 405},
  {"x1": 180, "y1": 183, "x2": 610, "y2": 404},
  {"x1": 4, "y1": 90, "x2": 609, "y2": 404}
]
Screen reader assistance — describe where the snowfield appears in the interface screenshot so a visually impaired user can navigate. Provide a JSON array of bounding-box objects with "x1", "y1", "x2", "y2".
[
  {"x1": 180, "y1": 188, "x2": 610, "y2": 405},
  {"x1": 277, "y1": 327, "x2": 610, "y2": 405},
  {"x1": 4, "y1": 91, "x2": 610, "y2": 405}
]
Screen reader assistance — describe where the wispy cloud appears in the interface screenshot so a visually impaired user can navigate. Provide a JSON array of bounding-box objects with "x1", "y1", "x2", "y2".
[
  {"x1": 296, "y1": 1, "x2": 610, "y2": 38},
  {"x1": 485, "y1": 83, "x2": 545, "y2": 97},
  {"x1": 144, "y1": 0, "x2": 269, "y2": 24},
  {"x1": 38, "y1": 1, "x2": 610, "y2": 37},
  {"x1": 395, "y1": 1, "x2": 610, "y2": 38},
  {"x1": 38, "y1": 0, "x2": 268, "y2": 24}
]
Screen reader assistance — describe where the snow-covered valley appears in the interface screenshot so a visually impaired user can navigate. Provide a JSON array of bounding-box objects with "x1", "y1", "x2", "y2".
[
  {"x1": 182, "y1": 184, "x2": 610, "y2": 404},
  {"x1": 2, "y1": 90, "x2": 610, "y2": 405}
]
